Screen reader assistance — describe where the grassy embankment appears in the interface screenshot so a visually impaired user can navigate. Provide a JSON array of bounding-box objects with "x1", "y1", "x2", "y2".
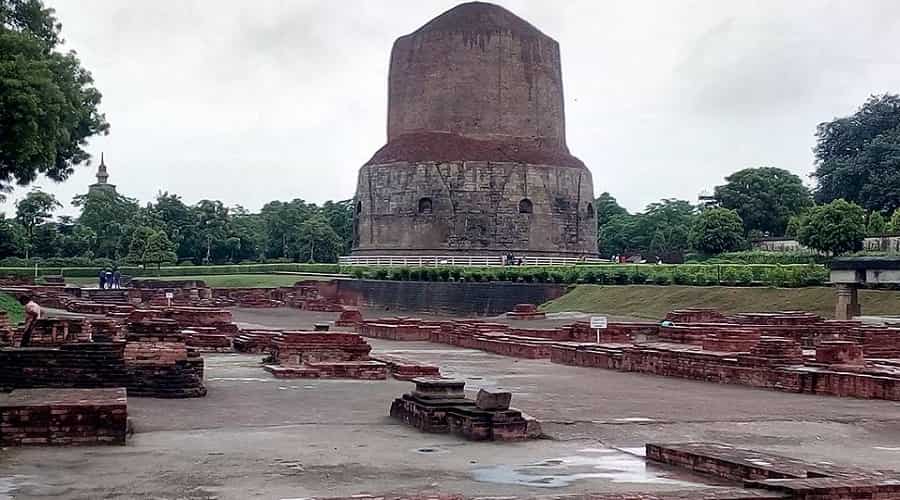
[
  {"x1": 541, "y1": 285, "x2": 900, "y2": 320},
  {"x1": 62, "y1": 274, "x2": 319, "y2": 289},
  {"x1": 0, "y1": 293, "x2": 24, "y2": 324}
]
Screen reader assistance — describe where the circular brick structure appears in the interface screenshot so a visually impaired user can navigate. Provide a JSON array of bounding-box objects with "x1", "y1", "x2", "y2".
[{"x1": 352, "y1": 2, "x2": 597, "y2": 257}]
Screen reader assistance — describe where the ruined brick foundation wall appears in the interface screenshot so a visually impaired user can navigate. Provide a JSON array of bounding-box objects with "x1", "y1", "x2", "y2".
[
  {"x1": 332, "y1": 279, "x2": 566, "y2": 316},
  {"x1": 353, "y1": 161, "x2": 596, "y2": 256}
]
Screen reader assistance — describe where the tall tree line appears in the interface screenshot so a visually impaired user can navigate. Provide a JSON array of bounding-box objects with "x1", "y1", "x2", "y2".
[{"x1": 0, "y1": 189, "x2": 354, "y2": 265}]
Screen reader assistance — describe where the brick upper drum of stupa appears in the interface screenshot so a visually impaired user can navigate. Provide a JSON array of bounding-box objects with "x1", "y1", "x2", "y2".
[{"x1": 351, "y1": 2, "x2": 598, "y2": 258}]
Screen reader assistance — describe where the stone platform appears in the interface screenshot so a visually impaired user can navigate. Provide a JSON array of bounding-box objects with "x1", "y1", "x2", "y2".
[
  {"x1": 389, "y1": 378, "x2": 541, "y2": 441},
  {"x1": 0, "y1": 388, "x2": 127, "y2": 446}
]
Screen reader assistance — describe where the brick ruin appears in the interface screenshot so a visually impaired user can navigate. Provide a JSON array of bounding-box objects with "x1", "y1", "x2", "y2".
[
  {"x1": 390, "y1": 378, "x2": 542, "y2": 441},
  {"x1": 506, "y1": 303, "x2": 547, "y2": 320},
  {"x1": 352, "y1": 310, "x2": 900, "y2": 401},
  {"x1": 262, "y1": 329, "x2": 440, "y2": 381},
  {"x1": 0, "y1": 315, "x2": 206, "y2": 398},
  {"x1": 0, "y1": 388, "x2": 127, "y2": 446}
]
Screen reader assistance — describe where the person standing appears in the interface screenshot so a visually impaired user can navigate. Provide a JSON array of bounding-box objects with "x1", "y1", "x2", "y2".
[
  {"x1": 105, "y1": 269, "x2": 113, "y2": 290},
  {"x1": 98, "y1": 269, "x2": 106, "y2": 289},
  {"x1": 112, "y1": 269, "x2": 121, "y2": 289},
  {"x1": 18, "y1": 295, "x2": 41, "y2": 347}
]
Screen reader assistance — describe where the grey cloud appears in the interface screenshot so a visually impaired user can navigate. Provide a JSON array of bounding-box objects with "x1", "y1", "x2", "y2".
[{"x1": 1, "y1": 0, "x2": 898, "y2": 218}]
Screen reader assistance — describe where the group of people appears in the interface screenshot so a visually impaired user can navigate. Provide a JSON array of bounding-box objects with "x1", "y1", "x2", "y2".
[{"x1": 98, "y1": 269, "x2": 122, "y2": 289}]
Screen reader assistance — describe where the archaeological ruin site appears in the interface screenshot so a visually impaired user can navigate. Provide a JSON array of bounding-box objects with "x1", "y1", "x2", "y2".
[{"x1": 0, "y1": 2, "x2": 898, "y2": 500}]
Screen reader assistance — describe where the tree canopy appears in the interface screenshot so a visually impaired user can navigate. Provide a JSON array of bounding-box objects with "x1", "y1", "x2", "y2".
[
  {"x1": 691, "y1": 208, "x2": 745, "y2": 254},
  {"x1": 796, "y1": 199, "x2": 866, "y2": 255},
  {"x1": 594, "y1": 192, "x2": 628, "y2": 227},
  {"x1": 598, "y1": 199, "x2": 696, "y2": 260},
  {"x1": 0, "y1": 0, "x2": 108, "y2": 194},
  {"x1": 714, "y1": 167, "x2": 811, "y2": 236},
  {"x1": 813, "y1": 94, "x2": 900, "y2": 213}
]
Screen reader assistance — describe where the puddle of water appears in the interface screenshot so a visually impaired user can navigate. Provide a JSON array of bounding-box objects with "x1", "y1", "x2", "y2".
[
  {"x1": 614, "y1": 417, "x2": 655, "y2": 423},
  {"x1": 875, "y1": 446, "x2": 900, "y2": 451},
  {"x1": 471, "y1": 450, "x2": 703, "y2": 488}
]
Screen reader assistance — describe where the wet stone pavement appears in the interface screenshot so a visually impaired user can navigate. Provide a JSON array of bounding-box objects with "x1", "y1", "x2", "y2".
[{"x1": 0, "y1": 307, "x2": 898, "y2": 499}]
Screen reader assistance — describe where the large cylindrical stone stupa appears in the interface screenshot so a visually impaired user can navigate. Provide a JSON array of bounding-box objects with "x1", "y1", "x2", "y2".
[{"x1": 351, "y1": 1, "x2": 597, "y2": 257}]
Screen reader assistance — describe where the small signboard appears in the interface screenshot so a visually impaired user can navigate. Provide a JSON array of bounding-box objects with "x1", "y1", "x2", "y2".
[
  {"x1": 590, "y1": 316, "x2": 608, "y2": 329},
  {"x1": 164, "y1": 292, "x2": 174, "y2": 299}
]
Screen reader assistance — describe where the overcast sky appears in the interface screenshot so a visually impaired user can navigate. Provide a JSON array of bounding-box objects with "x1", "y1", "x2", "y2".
[{"x1": 6, "y1": 0, "x2": 900, "y2": 217}]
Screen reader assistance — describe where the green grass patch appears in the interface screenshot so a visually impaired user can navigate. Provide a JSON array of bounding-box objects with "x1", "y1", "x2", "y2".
[
  {"x1": 0, "y1": 293, "x2": 24, "y2": 324},
  {"x1": 541, "y1": 284, "x2": 900, "y2": 320},
  {"x1": 64, "y1": 274, "x2": 318, "y2": 288}
]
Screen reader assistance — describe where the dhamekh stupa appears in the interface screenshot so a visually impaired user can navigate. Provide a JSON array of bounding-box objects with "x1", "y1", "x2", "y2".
[{"x1": 351, "y1": 2, "x2": 597, "y2": 257}]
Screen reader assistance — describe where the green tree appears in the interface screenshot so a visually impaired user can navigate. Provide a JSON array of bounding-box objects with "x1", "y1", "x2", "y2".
[
  {"x1": 867, "y1": 212, "x2": 888, "y2": 237},
  {"x1": 813, "y1": 94, "x2": 900, "y2": 213},
  {"x1": 150, "y1": 191, "x2": 196, "y2": 260},
  {"x1": 691, "y1": 208, "x2": 745, "y2": 254},
  {"x1": 29, "y1": 220, "x2": 56, "y2": 257},
  {"x1": 296, "y1": 215, "x2": 342, "y2": 263},
  {"x1": 714, "y1": 167, "x2": 811, "y2": 236},
  {"x1": 0, "y1": 0, "x2": 109, "y2": 192},
  {"x1": 320, "y1": 199, "x2": 353, "y2": 256},
  {"x1": 642, "y1": 199, "x2": 695, "y2": 259},
  {"x1": 126, "y1": 225, "x2": 155, "y2": 265},
  {"x1": 229, "y1": 210, "x2": 265, "y2": 262},
  {"x1": 73, "y1": 190, "x2": 140, "y2": 259},
  {"x1": 784, "y1": 215, "x2": 803, "y2": 239},
  {"x1": 598, "y1": 214, "x2": 640, "y2": 256},
  {"x1": 57, "y1": 221, "x2": 95, "y2": 258},
  {"x1": 261, "y1": 199, "x2": 312, "y2": 259},
  {"x1": 15, "y1": 187, "x2": 58, "y2": 258},
  {"x1": 144, "y1": 230, "x2": 177, "y2": 269},
  {"x1": 0, "y1": 214, "x2": 23, "y2": 256},
  {"x1": 890, "y1": 208, "x2": 900, "y2": 234},
  {"x1": 797, "y1": 199, "x2": 866, "y2": 255},
  {"x1": 194, "y1": 200, "x2": 229, "y2": 264},
  {"x1": 594, "y1": 192, "x2": 628, "y2": 227}
]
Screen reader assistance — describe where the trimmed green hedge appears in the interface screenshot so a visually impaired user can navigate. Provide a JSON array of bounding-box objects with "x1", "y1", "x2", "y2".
[
  {"x1": 347, "y1": 264, "x2": 829, "y2": 288},
  {"x1": 0, "y1": 263, "x2": 341, "y2": 279},
  {"x1": 686, "y1": 250, "x2": 828, "y2": 265}
]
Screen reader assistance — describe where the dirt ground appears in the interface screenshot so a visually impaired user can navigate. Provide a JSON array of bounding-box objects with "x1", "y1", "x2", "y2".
[{"x1": 0, "y1": 307, "x2": 898, "y2": 500}]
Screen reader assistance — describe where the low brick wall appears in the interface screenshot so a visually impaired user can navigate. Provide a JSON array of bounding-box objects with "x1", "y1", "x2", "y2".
[
  {"x1": 329, "y1": 280, "x2": 567, "y2": 316},
  {"x1": 551, "y1": 343, "x2": 900, "y2": 401},
  {"x1": 0, "y1": 388, "x2": 127, "y2": 446}
]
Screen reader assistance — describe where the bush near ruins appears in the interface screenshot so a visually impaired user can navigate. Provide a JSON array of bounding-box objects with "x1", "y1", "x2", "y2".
[
  {"x1": 0, "y1": 262, "x2": 340, "y2": 279},
  {"x1": 348, "y1": 264, "x2": 828, "y2": 288},
  {"x1": 686, "y1": 250, "x2": 827, "y2": 265}
]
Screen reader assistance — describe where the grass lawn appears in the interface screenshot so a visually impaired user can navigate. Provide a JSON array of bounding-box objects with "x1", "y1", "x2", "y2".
[
  {"x1": 541, "y1": 284, "x2": 900, "y2": 320},
  {"x1": 0, "y1": 293, "x2": 24, "y2": 324},
  {"x1": 62, "y1": 274, "x2": 319, "y2": 289}
]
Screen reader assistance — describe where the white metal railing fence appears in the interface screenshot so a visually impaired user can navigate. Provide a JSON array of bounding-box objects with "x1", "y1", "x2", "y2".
[{"x1": 338, "y1": 255, "x2": 610, "y2": 267}]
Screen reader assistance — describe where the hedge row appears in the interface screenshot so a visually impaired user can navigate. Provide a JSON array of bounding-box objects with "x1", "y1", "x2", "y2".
[
  {"x1": 0, "y1": 263, "x2": 341, "y2": 279},
  {"x1": 348, "y1": 264, "x2": 829, "y2": 288},
  {"x1": 686, "y1": 250, "x2": 828, "y2": 265}
]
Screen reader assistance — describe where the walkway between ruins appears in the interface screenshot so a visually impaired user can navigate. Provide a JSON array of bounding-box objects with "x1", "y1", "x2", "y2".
[{"x1": 0, "y1": 307, "x2": 897, "y2": 499}]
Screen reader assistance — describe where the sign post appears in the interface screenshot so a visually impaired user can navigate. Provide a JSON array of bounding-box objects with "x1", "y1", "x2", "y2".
[
  {"x1": 590, "y1": 315, "x2": 608, "y2": 343},
  {"x1": 165, "y1": 291, "x2": 174, "y2": 308}
]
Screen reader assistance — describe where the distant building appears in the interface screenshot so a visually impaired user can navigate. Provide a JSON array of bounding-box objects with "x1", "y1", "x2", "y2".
[
  {"x1": 88, "y1": 152, "x2": 117, "y2": 195},
  {"x1": 697, "y1": 190, "x2": 718, "y2": 208}
]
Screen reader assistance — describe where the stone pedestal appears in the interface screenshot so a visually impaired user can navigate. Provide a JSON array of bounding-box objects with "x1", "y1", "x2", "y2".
[{"x1": 835, "y1": 284, "x2": 860, "y2": 320}]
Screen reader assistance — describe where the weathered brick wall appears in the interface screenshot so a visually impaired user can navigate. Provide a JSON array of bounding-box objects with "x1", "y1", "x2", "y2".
[
  {"x1": 352, "y1": 3, "x2": 597, "y2": 258},
  {"x1": 354, "y1": 161, "x2": 596, "y2": 256},
  {"x1": 387, "y1": 3, "x2": 567, "y2": 150},
  {"x1": 333, "y1": 279, "x2": 566, "y2": 316}
]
